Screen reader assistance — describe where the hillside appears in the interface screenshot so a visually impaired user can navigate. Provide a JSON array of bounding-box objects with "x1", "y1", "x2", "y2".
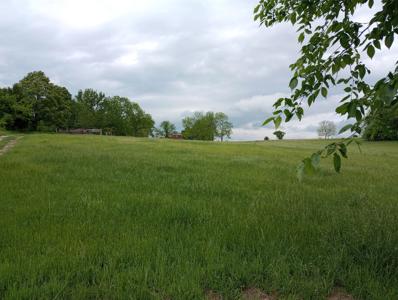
[{"x1": 0, "y1": 134, "x2": 397, "y2": 299}]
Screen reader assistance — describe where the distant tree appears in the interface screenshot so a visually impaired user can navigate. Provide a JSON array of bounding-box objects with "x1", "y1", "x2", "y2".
[
  {"x1": 273, "y1": 130, "x2": 285, "y2": 140},
  {"x1": 363, "y1": 104, "x2": 398, "y2": 141},
  {"x1": 127, "y1": 102, "x2": 154, "y2": 137},
  {"x1": 317, "y1": 121, "x2": 336, "y2": 139},
  {"x1": 214, "y1": 112, "x2": 233, "y2": 141},
  {"x1": 182, "y1": 112, "x2": 216, "y2": 141},
  {"x1": 264, "y1": 136, "x2": 269, "y2": 141},
  {"x1": 44, "y1": 85, "x2": 73, "y2": 130},
  {"x1": 159, "y1": 121, "x2": 176, "y2": 138},
  {"x1": 100, "y1": 96, "x2": 154, "y2": 137}
]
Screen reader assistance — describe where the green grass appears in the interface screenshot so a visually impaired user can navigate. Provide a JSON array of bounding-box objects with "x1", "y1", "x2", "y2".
[
  {"x1": 0, "y1": 136, "x2": 13, "y2": 149},
  {"x1": 0, "y1": 134, "x2": 397, "y2": 299}
]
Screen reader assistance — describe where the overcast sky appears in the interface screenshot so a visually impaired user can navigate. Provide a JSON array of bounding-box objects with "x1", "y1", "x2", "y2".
[{"x1": 0, "y1": 0, "x2": 397, "y2": 139}]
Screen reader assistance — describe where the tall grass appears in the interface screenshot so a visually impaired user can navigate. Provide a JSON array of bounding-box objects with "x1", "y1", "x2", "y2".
[{"x1": 0, "y1": 134, "x2": 397, "y2": 299}]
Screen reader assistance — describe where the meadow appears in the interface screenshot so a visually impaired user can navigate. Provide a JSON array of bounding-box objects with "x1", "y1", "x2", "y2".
[{"x1": 0, "y1": 134, "x2": 397, "y2": 299}]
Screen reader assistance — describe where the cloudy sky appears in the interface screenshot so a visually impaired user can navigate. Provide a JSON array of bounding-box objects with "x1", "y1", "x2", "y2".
[{"x1": 0, "y1": 0, "x2": 397, "y2": 139}]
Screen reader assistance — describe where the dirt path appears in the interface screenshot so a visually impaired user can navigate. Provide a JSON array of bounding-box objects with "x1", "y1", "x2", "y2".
[{"x1": 0, "y1": 136, "x2": 23, "y2": 156}]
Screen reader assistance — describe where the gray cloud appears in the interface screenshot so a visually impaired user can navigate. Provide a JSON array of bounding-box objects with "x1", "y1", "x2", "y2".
[{"x1": 0, "y1": 0, "x2": 397, "y2": 139}]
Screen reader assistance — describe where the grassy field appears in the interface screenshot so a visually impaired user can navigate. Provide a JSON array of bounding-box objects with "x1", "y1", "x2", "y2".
[{"x1": 0, "y1": 134, "x2": 397, "y2": 299}]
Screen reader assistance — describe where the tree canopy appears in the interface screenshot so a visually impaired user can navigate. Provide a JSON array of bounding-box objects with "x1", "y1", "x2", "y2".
[
  {"x1": 214, "y1": 112, "x2": 233, "y2": 141},
  {"x1": 158, "y1": 121, "x2": 176, "y2": 138},
  {"x1": 363, "y1": 103, "x2": 398, "y2": 140},
  {"x1": 0, "y1": 71, "x2": 73, "y2": 131},
  {"x1": 255, "y1": 0, "x2": 398, "y2": 176},
  {"x1": 182, "y1": 112, "x2": 216, "y2": 141},
  {"x1": 182, "y1": 111, "x2": 233, "y2": 141},
  {"x1": 0, "y1": 71, "x2": 154, "y2": 137},
  {"x1": 273, "y1": 130, "x2": 286, "y2": 140}
]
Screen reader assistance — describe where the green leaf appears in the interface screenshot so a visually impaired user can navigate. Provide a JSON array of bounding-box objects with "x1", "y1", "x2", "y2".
[
  {"x1": 296, "y1": 107, "x2": 304, "y2": 120},
  {"x1": 367, "y1": 45, "x2": 375, "y2": 59},
  {"x1": 262, "y1": 117, "x2": 274, "y2": 126},
  {"x1": 290, "y1": 13, "x2": 297, "y2": 25},
  {"x1": 303, "y1": 157, "x2": 315, "y2": 175},
  {"x1": 339, "y1": 124, "x2": 353, "y2": 134},
  {"x1": 333, "y1": 153, "x2": 341, "y2": 173},
  {"x1": 336, "y1": 103, "x2": 349, "y2": 114},
  {"x1": 358, "y1": 65, "x2": 366, "y2": 79},
  {"x1": 284, "y1": 109, "x2": 293, "y2": 122},
  {"x1": 298, "y1": 32, "x2": 305, "y2": 43},
  {"x1": 289, "y1": 77, "x2": 298, "y2": 89},
  {"x1": 355, "y1": 110, "x2": 362, "y2": 122},
  {"x1": 385, "y1": 33, "x2": 394, "y2": 49},
  {"x1": 274, "y1": 116, "x2": 282, "y2": 128},
  {"x1": 339, "y1": 143, "x2": 348, "y2": 158},
  {"x1": 368, "y1": 0, "x2": 374, "y2": 8},
  {"x1": 326, "y1": 143, "x2": 337, "y2": 156},
  {"x1": 253, "y1": 4, "x2": 260, "y2": 14},
  {"x1": 321, "y1": 87, "x2": 328, "y2": 98},
  {"x1": 311, "y1": 153, "x2": 321, "y2": 169},
  {"x1": 340, "y1": 33, "x2": 350, "y2": 49}
]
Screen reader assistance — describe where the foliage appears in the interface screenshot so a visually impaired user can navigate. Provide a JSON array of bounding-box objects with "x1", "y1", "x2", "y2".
[
  {"x1": 214, "y1": 112, "x2": 233, "y2": 141},
  {"x1": 74, "y1": 89, "x2": 106, "y2": 129},
  {"x1": 255, "y1": 0, "x2": 398, "y2": 176},
  {"x1": 182, "y1": 111, "x2": 216, "y2": 140},
  {"x1": 0, "y1": 71, "x2": 154, "y2": 137},
  {"x1": 296, "y1": 140, "x2": 359, "y2": 181},
  {"x1": 1, "y1": 134, "x2": 397, "y2": 299},
  {"x1": 363, "y1": 103, "x2": 398, "y2": 140},
  {"x1": 159, "y1": 121, "x2": 176, "y2": 138},
  {"x1": 0, "y1": 71, "x2": 73, "y2": 131},
  {"x1": 317, "y1": 120, "x2": 337, "y2": 139},
  {"x1": 273, "y1": 130, "x2": 285, "y2": 140},
  {"x1": 182, "y1": 111, "x2": 233, "y2": 141}
]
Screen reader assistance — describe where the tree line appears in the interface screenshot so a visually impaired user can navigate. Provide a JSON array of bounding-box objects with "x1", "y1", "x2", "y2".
[{"x1": 0, "y1": 71, "x2": 234, "y2": 140}]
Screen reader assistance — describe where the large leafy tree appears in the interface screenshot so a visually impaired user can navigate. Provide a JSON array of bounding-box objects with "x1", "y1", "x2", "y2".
[
  {"x1": 214, "y1": 112, "x2": 233, "y2": 141},
  {"x1": 94, "y1": 95, "x2": 154, "y2": 137},
  {"x1": 182, "y1": 112, "x2": 216, "y2": 141},
  {"x1": 126, "y1": 102, "x2": 154, "y2": 137},
  {"x1": 182, "y1": 112, "x2": 233, "y2": 141},
  {"x1": 75, "y1": 89, "x2": 107, "y2": 129},
  {"x1": 254, "y1": 0, "x2": 398, "y2": 176},
  {"x1": 100, "y1": 96, "x2": 127, "y2": 135},
  {"x1": 2, "y1": 71, "x2": 73, "y2": 131},
  {"x1": 159, "y1": 121, "x2": 176, "y2": 138}
]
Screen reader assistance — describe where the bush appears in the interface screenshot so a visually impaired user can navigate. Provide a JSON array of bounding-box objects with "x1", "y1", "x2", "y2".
[{"x1": 37, "y1": 121, "x2": 57, "y2": 133}]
